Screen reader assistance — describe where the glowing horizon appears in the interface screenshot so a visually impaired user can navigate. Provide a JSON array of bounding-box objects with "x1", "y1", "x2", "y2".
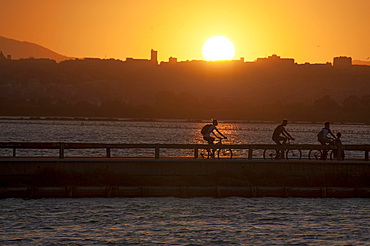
[{"x1": 0, "y1": 0, "x2": 369, "y2": 63}]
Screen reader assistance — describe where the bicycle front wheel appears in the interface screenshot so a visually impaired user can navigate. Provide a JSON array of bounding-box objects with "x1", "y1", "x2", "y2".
[
  {"x1": 308, "y1": 149, "x2": 322, "y2": 160},
  {"x1": 286, "y1": 149, "x2": 302, "y2": 160},
  {"x1": 217, "y1": 148, "x2": 233, "y2": 159}
]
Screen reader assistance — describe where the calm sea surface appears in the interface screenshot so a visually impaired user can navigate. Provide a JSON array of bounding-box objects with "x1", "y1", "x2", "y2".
[
  {"x1": 0, "y1": 119, "x2": 369, "y2": 245},
  {"x1": 0, "y1": 119, "x2": 369, "y2": 158}
]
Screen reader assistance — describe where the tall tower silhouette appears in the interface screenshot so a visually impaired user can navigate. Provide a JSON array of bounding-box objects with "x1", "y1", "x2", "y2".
[{"x1": 151, "y1": 49, "x2": 158, "y2": 65}]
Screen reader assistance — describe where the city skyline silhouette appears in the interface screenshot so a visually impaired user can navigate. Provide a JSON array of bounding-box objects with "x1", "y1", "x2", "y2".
[
  {"x1": 0, "y1": 0, "x2": 369, "y2": 63},
  {"x1": 0, "y1": 50, "x2": 369, "y2": 122},
  {"x1": 1, "y1": 35, "x2": 369, "y2": 66}
]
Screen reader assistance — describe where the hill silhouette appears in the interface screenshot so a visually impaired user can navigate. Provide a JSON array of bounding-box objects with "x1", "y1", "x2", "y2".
[
  {"x1": 0, "y1": 36, "x2": 70, "y2": 62},
  {"x1": 353, "y1": 60, "x2": 370, "y2": 66}
]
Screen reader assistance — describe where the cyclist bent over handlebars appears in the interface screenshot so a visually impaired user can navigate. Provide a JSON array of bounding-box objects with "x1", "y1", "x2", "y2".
[{"x1": 202, "y1": 119, "x2": 227, "y2": 144}]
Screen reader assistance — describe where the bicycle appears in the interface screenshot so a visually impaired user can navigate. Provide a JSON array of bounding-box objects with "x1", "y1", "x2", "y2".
[
  {"x1": 200, "y1": 137, "x2": 233, "y2": 159},
  {"x1": 308, "y1": 139, "x2": 345, "y2": 160},
  {"x1": 263, "y1": 139, "x2": 302, "y2": 160}
]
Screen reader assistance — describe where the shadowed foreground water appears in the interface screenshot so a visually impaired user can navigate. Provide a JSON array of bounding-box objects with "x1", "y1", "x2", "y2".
[{"x1": 0, "y1": 197, "x2": 369, "y2": 245}]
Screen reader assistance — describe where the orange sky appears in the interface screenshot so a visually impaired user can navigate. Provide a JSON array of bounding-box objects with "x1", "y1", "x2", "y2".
[{"x1": 1, "y1": 0, "x2": 369, "y2": 63}]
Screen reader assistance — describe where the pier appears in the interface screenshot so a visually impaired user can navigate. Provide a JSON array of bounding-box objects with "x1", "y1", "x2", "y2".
[{"x1": 1, "y1": 142, "x2": 369, "y2": 198}]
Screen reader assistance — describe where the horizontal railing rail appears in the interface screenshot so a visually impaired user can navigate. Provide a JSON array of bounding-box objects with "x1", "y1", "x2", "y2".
[{"x1": 0, "y1": 142, "x2": 369, "y2": 161}]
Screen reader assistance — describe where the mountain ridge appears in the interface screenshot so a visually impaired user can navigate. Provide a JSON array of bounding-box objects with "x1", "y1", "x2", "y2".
[
  {"x1": 0, "y1": 36, "x2": 70, "y2": 62},
  {"x1": 353, "y1": 60, "x2": 370, "y2": 66}
]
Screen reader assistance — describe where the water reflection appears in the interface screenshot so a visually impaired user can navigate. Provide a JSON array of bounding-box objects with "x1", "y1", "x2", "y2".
[{"x1": 0, "y1": 120, "x2": 369, "y2": 159}]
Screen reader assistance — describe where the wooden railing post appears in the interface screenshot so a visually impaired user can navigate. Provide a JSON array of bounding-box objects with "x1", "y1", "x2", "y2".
[
  {"x1": 155, "y1": 144, "x2": 160, "y2": 159},
  {"x1": 59, "y1": 142, "x2": 64, "y2": 159},
  {"x1": 13, "y1": 148, "x2": 16, "y2": 157},
  {"x1": 365, "y1": 150, "x2": 369, "y2": 161},
  {"x1": 248, "y1": 147, "x2": 253, "y2": 160},
  {"x1": 194, "y1": 148, "x2": 198, "y2": 159},
  {"x1": 106, "y1": 148, "x2": 111, "y2": 158}
]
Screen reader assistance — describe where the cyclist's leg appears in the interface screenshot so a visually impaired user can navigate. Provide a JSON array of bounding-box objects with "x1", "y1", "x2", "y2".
[
  {"x1": 203, "y1": 137, "x2": 214, "y2": 158},
  {"x1": 203, "y1": 136, "x2": 215, "y2": 145},
  {"x1": 319, "y1": 139, "x2": 330, "y2": 160},
  {"x1": 281, "y1": 136, "x2": 288, "y2": 145},
  {"x1": 273, "y1": 137, "x2": 285, "y2": 159}
]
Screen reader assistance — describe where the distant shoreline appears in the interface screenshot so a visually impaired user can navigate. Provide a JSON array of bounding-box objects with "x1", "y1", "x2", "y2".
[{"x1": 0, "y1": 116, "x2": 368, "y2": 125}]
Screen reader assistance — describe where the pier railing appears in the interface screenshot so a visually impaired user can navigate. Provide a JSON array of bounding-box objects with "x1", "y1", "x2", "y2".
[{"x1": 0, "y1": 142, "x2": 369, "y2": 161}]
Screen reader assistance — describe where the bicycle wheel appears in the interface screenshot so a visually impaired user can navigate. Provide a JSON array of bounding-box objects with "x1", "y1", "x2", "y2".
[
  {"x1": 286, "y1": 149, "x2": 302, "y2": 160},
  {"x1": 263, "y1": 149, "x2": 278, "y2": 159},
  {"x1": 308, "y1": 149, "x2": 322, "y2": 160},
  {"x1": 330, "y1": 150, "x2": 345, "y2": 160},
  {"x1": 217, "y1": 148, "x2": 233, "y2": 159},
  {"x1": 200, "y1": 148, "x2": 212, "y2": 159}
]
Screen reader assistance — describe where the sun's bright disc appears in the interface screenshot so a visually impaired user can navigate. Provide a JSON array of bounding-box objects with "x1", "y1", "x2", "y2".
[{"x1": 202, "y1": 36, "x2": 235, "y2": 61}]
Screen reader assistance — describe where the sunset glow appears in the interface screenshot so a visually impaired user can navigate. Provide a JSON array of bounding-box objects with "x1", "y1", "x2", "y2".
[
  {"x1": 202, "y1": 36, "x2": 235, "y2": 61},
  {"x1": 0, "y1": 0, "x2": 369, "y2": 63}
]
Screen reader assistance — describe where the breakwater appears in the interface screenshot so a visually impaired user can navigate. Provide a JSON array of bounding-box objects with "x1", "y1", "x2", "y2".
[{"x1": 1, "y1": 158, "x2": 369, "y2": 198}]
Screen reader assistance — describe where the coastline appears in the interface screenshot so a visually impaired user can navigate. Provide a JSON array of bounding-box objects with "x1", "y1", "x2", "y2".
[{"x1": 0, "y1": 116, "x2": 369, "y2": 125}]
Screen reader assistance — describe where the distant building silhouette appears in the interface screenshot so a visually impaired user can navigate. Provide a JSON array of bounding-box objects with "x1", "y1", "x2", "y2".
[
  {"x1": 333, "y1": 56, "x2": 352, "y2": 67},
  {"x1": 151, "y1": 49, "x2": 158, "y2": 65},
  {"x1": 0, "y1": 51, "x2": 11, "y2": 60},
  {"x1": 256, "y1": 54, "x2": 295, "y2": 66},
  {"x1": 125, "y1": 57, "x2": 151, "y2": 64},
  {"x1": 0, "y1": 51, "x2": 6, "y2": 60},
  {"x1": 300, "y1": 62, "x2": 332, "y2": 67},
  {"x1": 169, "y1": 57, "x2": 177, "y2": 64},
  {"x1": 125, "y1": 49, "x2": 158, "y2": 65}
]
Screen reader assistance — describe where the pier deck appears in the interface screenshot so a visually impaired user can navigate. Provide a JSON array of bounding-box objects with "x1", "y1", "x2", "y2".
[
  {"x1": 1, "y1": 142, "x2": 369, "y2": 198},
  {"x1": 1, "y1": 156, "x2": 369, "y2": 198}
]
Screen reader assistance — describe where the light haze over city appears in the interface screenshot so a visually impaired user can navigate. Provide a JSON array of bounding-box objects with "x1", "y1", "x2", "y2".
[{"x1": 1, "y1": 0, "x2": 369, "y2": 63}]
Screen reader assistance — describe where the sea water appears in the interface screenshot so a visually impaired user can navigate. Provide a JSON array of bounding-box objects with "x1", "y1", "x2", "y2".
[
  {"x1": 0, "y1": 119, "x2": 369, "y2": 158},
  {"x1": 0, "y1": 197, "x2": 369, "y2": 245},
  {"x1": 0, "y1": 119, "x2": 369, "y2": 245}
]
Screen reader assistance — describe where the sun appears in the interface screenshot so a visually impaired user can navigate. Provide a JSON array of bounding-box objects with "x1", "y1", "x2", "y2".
[{"x1": 202, "y1": 36, "x2": 235, "y2": 61}]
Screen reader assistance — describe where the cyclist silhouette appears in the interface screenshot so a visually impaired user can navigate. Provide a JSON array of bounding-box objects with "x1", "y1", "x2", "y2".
[
  {"x1": 202, "y1": 119, "x2": 227, "y2": 144},
  {"x1": 317, "y1": 121, "x2": 337, "y2": 160},
  {"x1": 272, "y1": 120, "x2": 295, "y2": 145}
]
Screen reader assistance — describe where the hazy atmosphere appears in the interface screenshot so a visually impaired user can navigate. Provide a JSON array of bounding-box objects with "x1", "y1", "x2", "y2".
[{"x1": 1, "y1": 0, "x2": 369, "y2": 63}]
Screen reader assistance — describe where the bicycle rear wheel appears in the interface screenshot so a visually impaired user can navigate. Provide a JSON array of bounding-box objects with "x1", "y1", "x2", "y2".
[
  {"x1": 286, "y1": 149, "x2": 302, "y2": 160},
  {"x1": 263, "y1": 149, "x2": 277, "y2": 159},
  {"x1": 217, "y1": 148, "x2": 233, "y2": 159},
  {"x1": 199, "y1": 148, "x2": 213, "y2": 159},
  {"x1": 308, "y1": 149, "x2": 322, "y2": 160}
]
